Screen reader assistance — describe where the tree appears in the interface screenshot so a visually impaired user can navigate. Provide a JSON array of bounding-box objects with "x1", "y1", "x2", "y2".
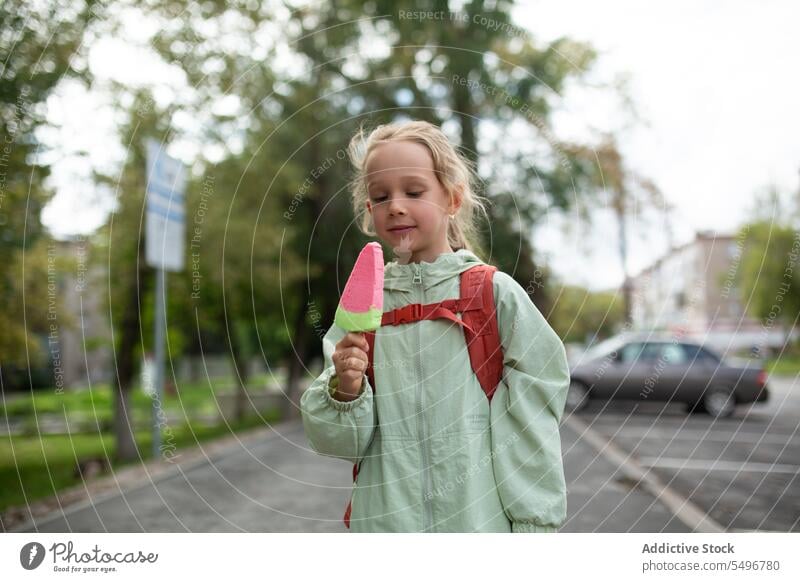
[
  {"x1": 268, "y1": 0, "x2": 606, "y2": 379},
  {"x1": 565, "y1": 134, "x2": 672, "y2": 325},
  {"x1": 736, "y1": 219, "x2": 800, "y2": 351},
  {"x1": 0, "y1": 0, "x2": 99, "y2": 373},
  {"x1": 549, "y1": 283, "x2": 625, "y2": 344},
  {"x1": 94, "y1": 90, "x2": 179, "y2": 461},
  {"x1": 147, "y1": 1, "x2": 378, "y2": 418},
  {"x1": 93, "y1": 1, "x2": 624, "y2": 423}
]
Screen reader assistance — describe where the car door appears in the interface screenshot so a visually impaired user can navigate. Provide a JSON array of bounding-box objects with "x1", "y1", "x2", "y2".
[
  {"x1": 595, "y1": 341, "x2": 657, "y2": 400},
  {"x1": 651, "y1": 342, "x2": 692, "y2": 403},
  {"x1": 587, "y1": 341, "x2": 632, "y2": 398},
  {"x1": 624, "y1": 341, "x2": 662, "y2": 400},
  {"x1": 678, "y1": 343, "x2": 721, "y2": 402}
]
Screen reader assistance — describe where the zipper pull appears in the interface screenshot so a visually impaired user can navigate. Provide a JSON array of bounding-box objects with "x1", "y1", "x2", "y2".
[{"x1": 413, "y1": 264, "x2": 422, "y2": 285}]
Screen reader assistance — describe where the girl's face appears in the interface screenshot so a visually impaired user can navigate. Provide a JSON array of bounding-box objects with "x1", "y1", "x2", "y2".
[{"x1": 365, "y1": 140, "x2": 460, "y2": 264}]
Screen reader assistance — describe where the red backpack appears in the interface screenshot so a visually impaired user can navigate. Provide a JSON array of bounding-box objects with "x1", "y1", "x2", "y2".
[{"x1": 342, "y1": 264, "x2": 504, "y2": 529}]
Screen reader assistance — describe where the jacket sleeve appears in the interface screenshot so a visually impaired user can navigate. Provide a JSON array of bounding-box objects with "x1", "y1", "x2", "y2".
[
  {"x1": 489, "y1": 271, "x2": 570, "y2": 533},
  {"x1": 300, "y1": 321, "x2": 377, "y2": 464}
]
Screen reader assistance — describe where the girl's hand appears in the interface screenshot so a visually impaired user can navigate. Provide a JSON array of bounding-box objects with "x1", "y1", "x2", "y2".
[{"x1": 332, "y1": 332, "x2": 370, "y2": 400}]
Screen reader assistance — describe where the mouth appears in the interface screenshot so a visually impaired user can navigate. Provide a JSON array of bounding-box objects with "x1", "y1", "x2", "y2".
[{"x1": 388, "y1": 226, "x2": 416, "y2": 235}]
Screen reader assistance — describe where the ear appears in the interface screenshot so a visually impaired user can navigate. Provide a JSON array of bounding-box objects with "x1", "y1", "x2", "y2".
[
  {"x1": 449, "y1": 184, "x2": 464, "y2": 215},
  {"x1": 366, "y1": 200, "x2": 372, "y2": 214}
]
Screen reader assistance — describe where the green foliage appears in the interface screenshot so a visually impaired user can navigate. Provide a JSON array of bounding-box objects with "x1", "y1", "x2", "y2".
[
  {"x1": 550, "y1": 284, "x2": 625, "y2": 344},
  {"x1": 0, "y1": 376, "x2": 272, "y2": 419},
  {"x1": 143, "y1": 0, "x2": 603, "y2": 288},
  {"x1": 736, "y1": 220, "x2": 800, "y2": 332},
  {"x1": 4, "y1": 0, "x2": 615, "y2": 434},
  {"x1": 0, "y1": 0, "x2": 98, "y2": 368},
  {"x1": 764, "y1": 354, "x2": 800, "y2": 376}
]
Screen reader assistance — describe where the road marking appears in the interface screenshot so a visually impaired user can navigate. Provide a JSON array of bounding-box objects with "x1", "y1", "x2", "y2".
[
  {"x1": 639, "y1": 458, "x2": 800, "y2": 475},
  {"x1": 612, "y1": 429, "x2": 797, "y2": 445},
  {"x1": 565, "y1": 414, "x2": 726, "y2": 533},
  {"x1": 585, "y1": 414, "x2": 768, "y2": 425}
]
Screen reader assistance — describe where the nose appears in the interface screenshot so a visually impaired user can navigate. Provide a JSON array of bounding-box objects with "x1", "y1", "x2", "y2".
[{"x1": 387, "y1": 195, "x2": 406, "y2": 216}]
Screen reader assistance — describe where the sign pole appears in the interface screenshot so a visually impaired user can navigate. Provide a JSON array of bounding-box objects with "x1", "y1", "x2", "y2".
[
  {"x1": 152, "y1": 265, "x2": 166, "y2": 458},
  {"x1": 145, "y1": 139, "x2": 186, "y2": 461}
]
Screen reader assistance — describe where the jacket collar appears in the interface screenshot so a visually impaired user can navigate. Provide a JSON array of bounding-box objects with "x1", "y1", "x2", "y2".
[{"x1": 383, "y1": 249, "x2": 485, "y2": 292}]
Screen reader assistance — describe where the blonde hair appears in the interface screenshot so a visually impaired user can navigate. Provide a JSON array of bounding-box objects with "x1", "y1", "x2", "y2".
[{"x1": 347, "y1": 120, "x2": 489, "y2": 256}]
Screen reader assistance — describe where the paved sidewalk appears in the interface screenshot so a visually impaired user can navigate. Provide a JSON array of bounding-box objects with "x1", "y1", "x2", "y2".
[{"x1": 12, "y1": 418, "x2": 692, "y2": 533}]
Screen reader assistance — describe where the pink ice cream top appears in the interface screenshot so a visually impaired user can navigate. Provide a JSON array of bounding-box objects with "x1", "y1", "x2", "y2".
[{"x1": 340, "y1": 242, "x2": 384, "y2": 313}]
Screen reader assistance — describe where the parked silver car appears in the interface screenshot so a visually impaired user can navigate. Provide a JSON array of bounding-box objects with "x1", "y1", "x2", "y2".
[{"x1": 567, "y1": 333, "x2": 769, "y2": 418}]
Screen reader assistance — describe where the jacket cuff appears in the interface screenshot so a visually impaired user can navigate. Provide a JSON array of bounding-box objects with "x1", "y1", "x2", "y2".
[
  {"x1": 322, "y1": 369, "x2": 370, "y2": 412},
  {"x1": 511, "y1": 522, "x2": 558, "y2": 533}
]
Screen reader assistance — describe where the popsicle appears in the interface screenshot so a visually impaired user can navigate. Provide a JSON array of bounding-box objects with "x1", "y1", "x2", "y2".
[{"x1": 334, "y1": 242, "x2": 384, "y2": 332}]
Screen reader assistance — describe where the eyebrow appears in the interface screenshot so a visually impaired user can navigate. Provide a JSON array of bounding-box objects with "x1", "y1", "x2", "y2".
[{"x1": 367, "y1": 174, "x2": 430, "y2": 190}]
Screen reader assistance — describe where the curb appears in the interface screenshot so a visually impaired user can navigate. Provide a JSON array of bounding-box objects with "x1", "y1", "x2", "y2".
[{"x1": 564, "y1": 414, "x2": 726, "y2": 533}]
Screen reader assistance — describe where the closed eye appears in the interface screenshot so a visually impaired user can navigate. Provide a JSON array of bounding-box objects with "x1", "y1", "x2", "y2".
[{"x1": 370, "y1": 192, "x2": 422, "y2": 202}]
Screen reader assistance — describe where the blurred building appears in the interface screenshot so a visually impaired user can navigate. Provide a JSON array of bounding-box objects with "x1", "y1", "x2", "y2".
[
  {"x1": 630, "y1": 230, "x2": 794, "y2": 355},
  {"x1": 50, "y1": 237, "x2": 113, "y2": 388},
  {"x1": 48, "y1": 238, "x2": 265, "y2": 390}
]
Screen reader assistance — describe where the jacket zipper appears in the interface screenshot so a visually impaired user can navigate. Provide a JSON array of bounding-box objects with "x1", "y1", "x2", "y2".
[{"x1": 413, "y1": 263, "x2": 434, "y2": 531}]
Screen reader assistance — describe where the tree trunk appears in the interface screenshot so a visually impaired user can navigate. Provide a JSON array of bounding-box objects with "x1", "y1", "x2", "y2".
[
  {"x1": 112, "y1": 236, "x2": 147, "y2": 462},
  {"x1": 222, "y1": 316, "x2": 249, "y2": 423},
  {"x1": 112, "y1": 378, "x2": 138, "y2": 461},
  {"x1": 453, "y1": 75, "x2": 478, "y2": 165},
  {"x1": 283, "y1": 281, "x2": 310, "y2": 420},
  {"x1": 283, "y1": 121, "x2": 327, "y2": 420},
  {"x1": 616, "y1": 196, "x2": 633, "y2": 326}
]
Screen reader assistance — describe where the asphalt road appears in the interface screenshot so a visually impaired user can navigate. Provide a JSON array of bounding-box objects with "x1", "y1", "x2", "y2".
[
  {"x1": 13, "y1": 376, "x2": 797, "y2": 532},
  {"x1": 567, "y1": 374, "x2": 800, "y2": 532}
]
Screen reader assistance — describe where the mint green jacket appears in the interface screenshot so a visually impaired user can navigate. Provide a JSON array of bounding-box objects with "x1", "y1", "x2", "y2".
[{"x1": 300, "y1": 249, "x2": 570, "y2": 532}]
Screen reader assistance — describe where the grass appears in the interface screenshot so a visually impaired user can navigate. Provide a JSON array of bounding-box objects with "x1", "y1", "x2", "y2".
[
  {"x1": 765, "y1": 355, "x2": 800, "y2": 376},
  {"x1": 0, "y1": 374, "x2": 273, "y2": 421},
  {"x1": 0, "y1": 410, "x2": 281, "y2": 513}
]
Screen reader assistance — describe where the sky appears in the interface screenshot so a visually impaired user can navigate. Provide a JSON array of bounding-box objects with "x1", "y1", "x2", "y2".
[
  {"x1": 39, "y1": 1, "x2": 800, "y2": 291},
  {"x1": 517, "y1": 0, "x2": 800, "y2": 289}
]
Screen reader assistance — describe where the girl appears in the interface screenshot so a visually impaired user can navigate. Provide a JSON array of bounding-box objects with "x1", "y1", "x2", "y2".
[{"x1": 300, "y1": 120, "x2": 570, "y2": 533}]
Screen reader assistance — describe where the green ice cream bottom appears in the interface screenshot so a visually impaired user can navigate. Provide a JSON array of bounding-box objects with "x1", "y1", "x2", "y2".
[{"x1": 334, "y1": 304, "x2": 383, "y2": 332}]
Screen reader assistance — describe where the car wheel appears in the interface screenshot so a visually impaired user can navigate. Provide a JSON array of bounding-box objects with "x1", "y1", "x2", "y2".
[
  {"x1": 702, "y1": 386, "x2": 736, "y2": 418},
  {"x1": 565, "y1": 380, "x2": 590, "y2": 413}
]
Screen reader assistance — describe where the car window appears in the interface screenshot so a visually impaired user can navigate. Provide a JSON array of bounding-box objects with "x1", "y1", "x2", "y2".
[
  {"x1": 681, "y1": 343, "x2": 721, "y2": 364},
  {"x1": 640, "y1": 343, "x2": 663, "y2": 362},
  {"x1": 699, "y1": 347, "x2": 721, "y2": 363},
  {"x1": 660, "y1": 343, "x2": 686, "y2": 364},
  {"x1": 620, "y1": 342, "x2": 644, "y2": 363},
  {"x1": 621, "y1": 342, "x2": 662, "y2": 363}
]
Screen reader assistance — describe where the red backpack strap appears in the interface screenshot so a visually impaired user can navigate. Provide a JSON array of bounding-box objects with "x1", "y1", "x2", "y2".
[
  {"x1": 381, "y1": 302, "x2": 474, "y2": 334},
  {"x1": 363, "y1": 266, "x2": 502, "y2": 401},
  {"x1": 344, "y1": 332, "x2": 376, "y2": 530},
  {"x1": 343, "y1": 458, "x2": 363, "y2": 529},
  {"x1": 459, "y1": 265, "x2": 504, "y2": 402}
]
